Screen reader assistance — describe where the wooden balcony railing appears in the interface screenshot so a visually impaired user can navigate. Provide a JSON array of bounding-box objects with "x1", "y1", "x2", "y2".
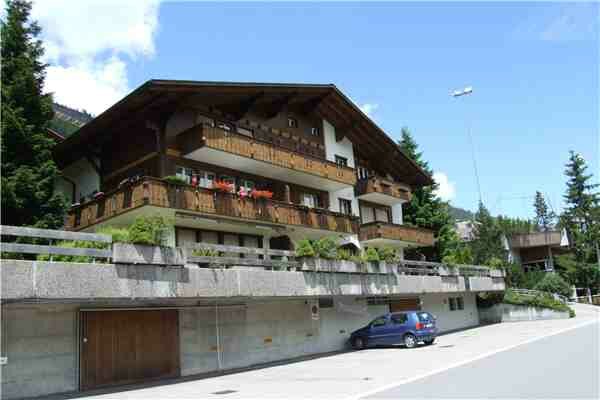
[
  {"x1": 66, "y1": 178, "x2": 359, "y2": 234},
  {"x1": 177, "y1": 125, "x2": 357, "y2": 186},
  {"x1": 355, "y1": 176, "x2": 411, "y2": 202},
  {"x1": 359, "y1": 221, "x2": 435, "y2": 247}
]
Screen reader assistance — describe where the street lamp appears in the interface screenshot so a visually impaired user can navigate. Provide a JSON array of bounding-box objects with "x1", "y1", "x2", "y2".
[{"x1": 452, "y1": 86, "x2": 483, "y2": 206}]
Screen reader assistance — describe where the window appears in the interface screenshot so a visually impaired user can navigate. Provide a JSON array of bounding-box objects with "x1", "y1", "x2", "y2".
[
  {"x1": 310, "y1": 127, "x2": 320, "y2": 136},
  {"x1": 217, "y1": 121, "x2": 232, "y2": 131},
  {"x1": 339, "y1": 198, "x2": 352, "y2": 215},
  {"x1": 375, "y1": 208, "x2": 390, "y2": 223},
  {"x1": 449, "y1": 297, "x2": 464, "y2": 311},
  {"x1": 176, "y1": 166, "x2": 193, "y2": 184},
  {"x1": 370, "y1": 317, "x2": 387, "y2": 327},
  {"x1": 237, "y1": 126, "x2": 253, "y2": 137},
  {"x1": 287, "y1": 117, "x2": 298, "y2": 128},
  {"x1": 449, "y1": 297, "x2": 457, "y2": 311},
  {"x1": 391, "y1": 313, "x2": 408, "y2": 324},
  {"x1": 357, "y1": 166, "x2": 369, "y2": 180},
  {"x1": 301, "y1": 193, "x2": 319, "y2": 208},
  {"x1": 335, "y1": 155, "x2": 348, "y2": 168},
  {"x1": 417, "y1": 312, "x2": 434, "y2": 322},
  {"x1": 198, "y1": 170, "x2": 215, "y2": 188}
]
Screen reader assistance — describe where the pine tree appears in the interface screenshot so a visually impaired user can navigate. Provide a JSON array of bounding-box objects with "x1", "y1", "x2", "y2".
[
  {"x1": 470, "y1": 202, "x2": 507, "y2": 265},
  {"x1": 533, "y1": 191, "x2": 555, "y2": 232},
  {"x1": 398, "y1": 127, "x2": 459, "y2": 260},
  {"x1": 560, "y1": 151, "x2": 599, "y2": 263},
  {"x1": 1, "y1": 0, "x2": 66, "y2": 228}
]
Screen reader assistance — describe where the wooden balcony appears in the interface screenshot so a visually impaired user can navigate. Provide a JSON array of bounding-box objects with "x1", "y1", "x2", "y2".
[
  {"x1": 177, "y1": 125, "x2": 356, "y2": 190},
  {"x1": 359, "y1": 221, "x2": 435, "y2": 247},
  {"x1": 355, "y1": 177, "x2": 411, "y2": 205},
  {"x1": 66, "y1": 178, "x2": 359, "y2": 234}
]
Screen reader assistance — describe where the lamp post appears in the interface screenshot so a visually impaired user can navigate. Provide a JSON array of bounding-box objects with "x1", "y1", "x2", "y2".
[{"x1": 452, "y1": 86, "x2": 483, "y2": 205}]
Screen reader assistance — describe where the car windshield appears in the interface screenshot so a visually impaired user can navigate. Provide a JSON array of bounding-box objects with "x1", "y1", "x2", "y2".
[{"x1": 417, "y1": 312, "x2": 433, "y2": 322}]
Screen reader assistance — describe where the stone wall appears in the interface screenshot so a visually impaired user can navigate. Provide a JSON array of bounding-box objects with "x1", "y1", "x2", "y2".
[{"x1": 478, "y1": 303, "x2": 570, "y2": 324}]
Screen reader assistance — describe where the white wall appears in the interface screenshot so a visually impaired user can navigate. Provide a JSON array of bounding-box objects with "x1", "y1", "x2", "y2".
[
  {"x1": 323, "y1": 119, "x2": 360, "y2": 217},
  {"x1": 420, "y1": 292, "x2": 479, "y2": 333},
  {"x1": 59, "y1": 158, "x2": 100, "y2": 202}
]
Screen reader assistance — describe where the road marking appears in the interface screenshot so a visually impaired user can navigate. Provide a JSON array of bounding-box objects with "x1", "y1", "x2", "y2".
[{"x1": 347, "y1": 319, "x2": 599, "y2": 400}]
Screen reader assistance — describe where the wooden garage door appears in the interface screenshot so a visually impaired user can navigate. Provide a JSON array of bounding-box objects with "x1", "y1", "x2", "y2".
[
  {"x1": 389, "y1": 298, "x2": 421, "y2": 312},
  {"x1": 81, "y1": 310, "x2": 180, "y2": 390}
]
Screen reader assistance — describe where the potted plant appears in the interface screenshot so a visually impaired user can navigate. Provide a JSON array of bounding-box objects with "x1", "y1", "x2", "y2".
[
  {"x1": 213, "y1": 180, "x2": 234, "y2": 193},
  {"x1": 364, "y1": 247, "x2": 381, "y2": 273},
  {"x1": 251, "y1": 189, "x2": 273, "y2": 200}
]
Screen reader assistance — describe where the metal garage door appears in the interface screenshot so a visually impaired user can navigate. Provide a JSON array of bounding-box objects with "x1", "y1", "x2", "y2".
[
  {"x1": 389, "y1": 298, "x2": 421, "y2": 312},
  {"x1": 80, "y1": 310, "x2": 180, "y2": 390}
]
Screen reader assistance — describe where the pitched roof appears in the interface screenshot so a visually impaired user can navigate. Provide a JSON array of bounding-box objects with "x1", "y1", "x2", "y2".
[{"x1": 54, "y1": 80, "x2": 433, "y2": 186}]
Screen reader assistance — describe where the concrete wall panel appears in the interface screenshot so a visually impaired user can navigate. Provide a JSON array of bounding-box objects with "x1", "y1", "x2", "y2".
[{"x1": 421, "y1": 292, "x2": 479, "y2": 333}]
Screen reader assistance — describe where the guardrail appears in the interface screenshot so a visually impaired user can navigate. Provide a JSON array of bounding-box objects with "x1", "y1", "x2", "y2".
[
  {"x1": 0, "y1": 225, "x2": 112, "y2": 261},
  {"x1": 511, "y1": 288, "x2": 570, "y2": 304},
  {"x1": 185, "y1": 242, "x2": 298, "y2": 269},
  {"x1": 398, "y1": 260, "x2": 494, "y2": 277}
]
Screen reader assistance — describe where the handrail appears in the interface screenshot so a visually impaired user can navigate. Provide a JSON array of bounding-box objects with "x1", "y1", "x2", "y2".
[{"x1": 0, "y1": 225, "x2": 112, "y2": 259}]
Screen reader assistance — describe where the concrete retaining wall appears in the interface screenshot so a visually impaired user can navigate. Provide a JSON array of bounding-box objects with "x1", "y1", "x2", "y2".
[
  {"x1": 478, "y1": 303, "x2": 570, "y2": 324},
  {"x1": 1, "y1": 305, "x2": 78, "y2": 400},
  {"x1": 1, "y1": 260, "x2": 503, "y2": 302},
  {"x1": 421, "y1": 293, "x2": 480, "y2": 333}
]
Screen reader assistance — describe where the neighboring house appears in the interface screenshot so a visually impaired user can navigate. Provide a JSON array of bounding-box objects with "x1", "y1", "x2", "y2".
[
  {"x1": 0, "y1": 80, "x2": 506, "y2": 399},
  {"x1": 504, "y1": 230, "x2": 570, "y2": 272},
  {"x1": 455, "y1": 220, "x2": 480, "y2": 242},
  {"x1": 53, "y1": 80, "x2": 436, "y2": 254}
]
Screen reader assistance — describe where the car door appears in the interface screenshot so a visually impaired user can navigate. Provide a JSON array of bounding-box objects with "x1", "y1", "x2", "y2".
[
  {"x1": 367, "y1": 316, "x2": 390, "y2": 345},
  {"x1": 390, "y1": 313, "x2": 409, "y2": 343}
]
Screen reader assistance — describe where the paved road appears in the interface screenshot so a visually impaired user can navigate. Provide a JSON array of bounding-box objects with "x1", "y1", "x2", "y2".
[
  {"x1": 366, "y1": 321, "x2": 599, "y2": 399},
  {"x1": 77, "y1": 304, "x2": 599, "y2": 400}
]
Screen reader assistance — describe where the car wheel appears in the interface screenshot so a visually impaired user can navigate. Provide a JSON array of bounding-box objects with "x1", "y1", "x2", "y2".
[
  {"x1": 404, "y1": 334, "x2": 417, "y2": 349},
  {"x1": 352, "y1": 337, "x2": 366, "y2": 350},
  {"x1": 424, "y1": 338, "x2": 435, "y2": 345}
]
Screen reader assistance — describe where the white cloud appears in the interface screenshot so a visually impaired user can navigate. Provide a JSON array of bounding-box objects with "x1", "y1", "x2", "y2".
[
  {"x1": 359, "y1": 103, "x2": 379, "y2": 117},
  {"x1": 32, "y1": 0, "x2": 161, "y2": 115},
  {"x1": 433, "y1": 171, "x2": 456, "y2": 201},
  {"x1": 513, "y1": 3, "x2": 598, "y2": 42}
]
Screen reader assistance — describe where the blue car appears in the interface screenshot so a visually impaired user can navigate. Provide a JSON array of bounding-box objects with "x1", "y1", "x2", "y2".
[{"x1": 350, "y1": 311, "x2": 437, "y2": 350}]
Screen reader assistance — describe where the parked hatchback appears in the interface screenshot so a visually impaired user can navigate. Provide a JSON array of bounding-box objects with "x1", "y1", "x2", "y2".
[{"x1": 350, "y1": 311, "x2": 437, "y2": 350}]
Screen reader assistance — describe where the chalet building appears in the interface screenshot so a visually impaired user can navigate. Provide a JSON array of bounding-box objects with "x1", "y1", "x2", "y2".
[
  {"x1": 53, "y1": 80, "x2": 435, "y2": 255},
  {"x1": 0, "y1": 81, "x2": 506, "y2": 400},
  {"x1": 504, "y1": 230, "x2": 570, "y2": 272}
]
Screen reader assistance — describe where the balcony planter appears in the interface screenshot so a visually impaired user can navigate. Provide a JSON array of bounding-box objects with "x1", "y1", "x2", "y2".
[{"x1": 112, "y1": 243, "x2": 186, "y2": 266}]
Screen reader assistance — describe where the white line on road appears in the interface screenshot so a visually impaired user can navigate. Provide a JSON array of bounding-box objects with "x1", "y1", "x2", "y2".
[{"x1": 347, "y1": 319, "x2": 599, "y2": 400}]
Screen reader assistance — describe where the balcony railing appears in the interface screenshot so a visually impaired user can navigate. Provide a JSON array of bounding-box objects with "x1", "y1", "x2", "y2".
[
  {"x1": 66, "y1": 178, "x2": 359, "y2": 234},
  {"x1": 509, "y1": 231, "x2": 563, "y2": 248},
  {"x1": 177, "y1": 124, "x2": 357, "y2": 186},
  {"x1": 355, "y1": 176, "x2": 411, "y2": 202},
  {"x1": 359, "y1": 221, "x2": 435, "y2": 247}
]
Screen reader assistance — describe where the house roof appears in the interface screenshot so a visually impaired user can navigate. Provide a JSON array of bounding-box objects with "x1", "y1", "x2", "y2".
[{"x1": 53, "y1": 80, "x2": 434, "y2": 187}]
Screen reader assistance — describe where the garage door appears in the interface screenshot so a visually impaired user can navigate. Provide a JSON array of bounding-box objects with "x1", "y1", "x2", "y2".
[
  {"x1": 80, "y1": 310, "x2": 180, "y2": 390},
  {"x1": 389, "y1": 298, "x2": 421, "y2": 312}
]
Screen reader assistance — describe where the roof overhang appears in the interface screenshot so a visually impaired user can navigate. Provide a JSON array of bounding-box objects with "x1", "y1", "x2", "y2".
[{"x1": 53, "y1": 80, "x2": 433, "y2": 187}]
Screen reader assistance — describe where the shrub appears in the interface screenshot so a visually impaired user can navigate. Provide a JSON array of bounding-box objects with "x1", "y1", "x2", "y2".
[
  {"x1": 377, "y1": 246, "x2": 397, "y2": 262},
  {"x1": 96, "y1": 226, "x2": 130, "y2": 243},
  {"x1": 127, "y1": 216, "x2": 170, "y2": 246},
  {"x1": 503, "y1": 288, "x2": 574, "y2": 315},
  {"x1": 442, "y1": 245, "x2": 473, "y2": 266},
  {"x1": 486, "y1": 257, "x2": 506, "y2": 270},
  {"x1": 533, "y1": 273, "x2": 572, "y2": 298},
  {"x1": 336, "y1": 248, "x2": 353, "y2": 261},
  {"x1": 192, "y1": 248, "x2": 219, "y2": 257},
  {"x1": 312, "y1": 237, "x2": 337, "y2": 259},
  {"x1": 37, "y1": 240, "x2": 109, "y2": 263},
  {"x1": 364, "y1": 247, "x2": 380, "y2": 262},
  {"x1": 295, "y1": 239, "x2": 315, "y2": 258},
  {"x1": 163, "y1": 175, "x2": 188, "y2": 185}
]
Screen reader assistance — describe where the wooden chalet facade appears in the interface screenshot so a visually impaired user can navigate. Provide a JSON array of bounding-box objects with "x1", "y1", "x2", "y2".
[{"x1": 54, "y1": 80, "x2": 435, "y2": 252}]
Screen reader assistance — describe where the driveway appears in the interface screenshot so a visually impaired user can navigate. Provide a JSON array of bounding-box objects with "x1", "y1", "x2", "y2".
[{"x1": 76, "y1": 304, "x2": 599, "y2": 400}]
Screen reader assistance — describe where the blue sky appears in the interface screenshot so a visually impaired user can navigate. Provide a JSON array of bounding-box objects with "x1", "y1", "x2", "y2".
[{"x1": 36, "y1": 1, "x2": 599, "y2": 219}]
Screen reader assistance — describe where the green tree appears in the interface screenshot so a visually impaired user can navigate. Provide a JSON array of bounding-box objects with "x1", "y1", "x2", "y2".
[
  {"x1": 533, "y1": 191, "x2": 555, "y2": 232},
  {"x1": 398, "y1": 127, "x2": 459, "y2": 260},
  {"x1": 560, "y1": 151, "x2": 599, "y2": 263},
  {"x1": 470, "y1": 202, "x2": 507, "y2": 265},
  {"x1": 1, "y1": 0, "x2": 66, "y2": 228},
  {"x1": 496, "y1": 215, "x2": 533, "y2": 236}
]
